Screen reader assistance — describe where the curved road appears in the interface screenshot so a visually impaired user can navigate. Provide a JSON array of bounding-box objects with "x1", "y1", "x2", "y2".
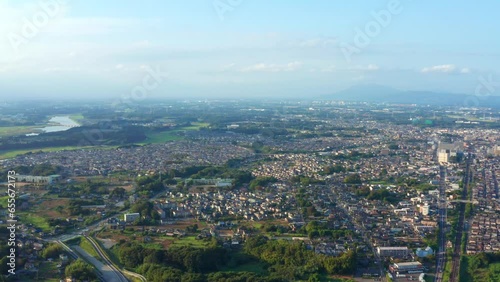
[
  {"x1": 72, "y1": 245, "x2": 125, "y2": 282},
  {"x1": 84, "y1": 236, "x2": 129, "y2": 282}
]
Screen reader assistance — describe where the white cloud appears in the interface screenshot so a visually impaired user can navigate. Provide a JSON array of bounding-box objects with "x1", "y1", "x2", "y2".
[
  {"x1": 352, "y1": 75, "x2": 365, "y2": 81},
  {"x1": 321, "y1": 65, "x2": 336, "y2": 72},
  {"x1": 43, "y1": 67, "x2": 81, "y2": 72},
  {"x1": 421, "y1": 64, "x2": 471, "y2": 74},
  {"x1": 460, "y1": 68, "x2": 470, "y2": 74},
  {"x1": 240, "y1": 61, "x2": 302, "y2": 73},
  {"x1": 421, "y1": 64, "x2": 456, "y2": 73},
  {"x1": 349, "y1": 64, "x2": 379, "y2": 71},
  {"x1": 220, "y1": 63, "x2": 236, "y2": 71},
  {"x1": 297, "y1": 37, "x2": 337, "y2": 48},
  {"x1": 112, "y1": 64, "x2": 149, "y2": 72}
]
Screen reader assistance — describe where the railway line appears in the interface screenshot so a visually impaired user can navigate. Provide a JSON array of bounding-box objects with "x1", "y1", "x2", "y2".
[{"x1": 449, "y1": 153, "x2": 473, "y2": 282}]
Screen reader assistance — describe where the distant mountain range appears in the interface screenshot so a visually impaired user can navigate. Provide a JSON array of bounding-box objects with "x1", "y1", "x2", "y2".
[{"x1": 323, "y1": 84, "x2": 500, "y2": 108}]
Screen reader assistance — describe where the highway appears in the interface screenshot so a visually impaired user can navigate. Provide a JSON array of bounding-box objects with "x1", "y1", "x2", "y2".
[
  {"x1": 45, "y1": 187, "x2": 169, "y2": 282},
  {"x1": 84, "y1": 236, "x2": 130, "y2": 282},
  {"x1": 434, "y1": 165, "x2": 447, "y2": 282},
  {"x1": 449, "y1": 153, "x2": 473, "y2": 282},
  {"x1": 56, "y1": 240, "x2": 107, "y2": 282}
]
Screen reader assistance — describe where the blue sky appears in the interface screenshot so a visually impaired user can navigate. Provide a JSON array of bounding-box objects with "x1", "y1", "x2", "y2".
[{"x1": 1, "y1": 0, "x2": 499, "y2": 99}]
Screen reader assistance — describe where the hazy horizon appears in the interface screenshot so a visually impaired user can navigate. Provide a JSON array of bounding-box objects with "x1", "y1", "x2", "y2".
[{"x1": 1, "y1": 0, "x2": 499, "y2": 100}]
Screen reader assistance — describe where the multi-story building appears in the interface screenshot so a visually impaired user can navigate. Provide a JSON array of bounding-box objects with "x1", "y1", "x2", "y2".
[
  {"x1": 390, "y1": 261, "x2": 423, "y2": 273},
  {"x1": 377, "y1": 246, "x2": 409, "y2": 257},
  {"x1": 15, "y1": 174, "x2": 61, "y2": 184},
  {"x1": 124, "y1": 213, "x2": 141, "y2": 223}
]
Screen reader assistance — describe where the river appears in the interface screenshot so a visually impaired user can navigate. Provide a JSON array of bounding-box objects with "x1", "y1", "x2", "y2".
[{"x1": 26, "y1": 116, "x2": 81, "y2": 136}]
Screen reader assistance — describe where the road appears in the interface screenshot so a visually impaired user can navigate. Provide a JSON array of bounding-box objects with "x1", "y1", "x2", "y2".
[
  {"x1": 434, "y1": 165, "x2": 447, "y2": 282},
  {"x1": 73, "y1": 245, "x2": 124, "y2": 282},
  {"x1": 449, "y1": 153, "x2": 472, "y2": 282},
  {"x1": 56, "y1": 240, "x2": 107, "y2": 282},
  {"x1": 48, "y1": 186, "x2": 169, "y2": 242},
  {"x1": 330, "y1": 183, "x2": 385, "y2": 281},
  {"x1": 84, "y1": 236, "x2": 129, "y2": 282},
  {"x1": 47, "y1": 188, "x2": 170, "y2": 281}
]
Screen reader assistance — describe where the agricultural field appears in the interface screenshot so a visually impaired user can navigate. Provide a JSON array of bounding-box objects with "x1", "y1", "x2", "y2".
[
  {"x1": 0, "y1": 113, "x2": 84, "y2": 138},
  {"x1": 11, "y1": 191, "x2": 61, "y2": 232},
  {"x1": 0, "y1": 145, "x2": 95, "y2": 160},
  {"x1": 0, "y1": 125, "x2": 41, "y2": 137},
  {"x1": 139, "y1": 122, "x2": 209, "y2": 145},
  {"x1": 69, "y1": 114, "x2": 85, "y2": 123},
  {"x1": 98, "y1": 228, "x2": 212, "y2": 250}
]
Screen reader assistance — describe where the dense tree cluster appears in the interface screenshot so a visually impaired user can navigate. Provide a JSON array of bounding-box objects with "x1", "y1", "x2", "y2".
[
  {"x1": 129, "y1": 200, "x2": 157, "y2": 221},
  {"x1": 136, "y1": 174, "x2": 164, "y2": 194},
  {"x1": 344, "y1": 173, "x2": 362, "y2": 184},
  {"x1": 65, "y1": 259, "x2": 97, "y2": 282},
  {"x1": 68, "y1": 199, "x2": 104, "y2": 216},
  {"x1": 290, "y1": 175, "x2": 325, "y2": 186},
  {"x1": 354, "y1": 187, "x2": 401, "y2": 204},
  {"x1": 249, "y1": 176, "x2": 278, "y2": 190},
  {"x1": 0, "y1": 125, "x2": 146, "y2": 151},
  {"x1": 41, "y1": 243, "x2": 63, "y2": 259},
  {"x1": 116, "y1": 240, "x2": 227, "y2": 279},
  {"x1": 461, "y1": 252, "x2": 500, "y2": 281},
  {"x1": 0, "y1": 164, "x2": 61, "y2": 181},
  {"x1": 164, "y1": 165, "x2": 254, "y2": 189},
  {"x1": 320, "y1": 164, "x2": 346, "y2": 175},
  {"x1": 302, "y1": 221, "x2": 354, "y2": 239},
  {"x1": 244, "y1": 236, "x2": 356, "y2": 280},
  {"x1": 112, "y1": 234, "x2": 356, "y2": 282},
  {"x1": 189, "y1": 166, "x2": 253, "y2": 187}
]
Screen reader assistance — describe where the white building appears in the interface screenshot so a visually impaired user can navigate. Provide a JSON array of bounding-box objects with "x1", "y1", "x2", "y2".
[
  {"x1": 124, "y1": 213, "x2": 140, "y2": 223},
  {"x1": 438, "y1": 150, "x2": 449, "y2": 163},
  {"x1": 391, "y1": 261, "x2": 423, "y2": 273},
  {"x1": 15, "y1": 174, "x2": 61, "y2": 184},
  {"x1": 416, "y1": 246, "x2": 434, "y2": 258},
  {"x1": 377, "y1": 246, "x2": 409, "y2": 257},
  {"x1": 421, "y1": 203, "x2": 430, "y2": 216}
]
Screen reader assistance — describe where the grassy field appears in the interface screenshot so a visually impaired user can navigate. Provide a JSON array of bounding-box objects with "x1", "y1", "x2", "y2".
[
  {"x1": 142, "y1": 130, "x2": 184, "y2": 144},
  {"x1": 442, "y1": 253, "x2": 453, "y2": 282},
  {"x1": 32, "y1": 261, "x2": 62, "y2": 282},
  {"x1": 253, "y1": 222, "x2": 263, "y2": 229},
  {"x1": 182, "y1": 122, "x2": 209, "y2": 130},
  {"x1": 139, "y1": 122, "x2": 209, "y2": 145},
  {"x1": 0, "y1": 113, "x2": 84, "y2": 138},
  {"x1": 141, "y1": 242, "x2": 164, "y2": 249},
  {"x1": 0, "y1": 121, "x2": 207, "y2": 158},
  {"x1": 447, "y1": 115, "x2": 497, "y2": 122},
  {"x1": 79, "y1": 237, "x2": 100, "y2": 259},
  {"x1": 0, "y1": 145, "x2": 90, "y2": 160},
  {"x1": 0, "y1": 125, "x2": 41, "y2": 137},
  {"x1": 18, "y1": 212, "x2": 51, "y2": 232},
  {"x1": 69, "y1": 114, "x2": 85, "y2": 123},
  {"x1": 164, "y1": 235, "x2": 211, "y2": 248},
  {"x1": 0, "y1": 145, "x2": 120, "y2": 160},
  {"x1": 0, "y1": 196, "x2": 9, "y2": 208}
]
